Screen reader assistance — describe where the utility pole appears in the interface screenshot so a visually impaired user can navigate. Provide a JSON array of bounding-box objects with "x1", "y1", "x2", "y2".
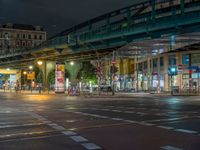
[{"x1": 111, "y1": 51, "x2": 116, "y2": 96}]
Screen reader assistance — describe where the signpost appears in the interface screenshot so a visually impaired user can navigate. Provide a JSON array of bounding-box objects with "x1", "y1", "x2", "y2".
[
  {"x1": 27, "y1": 71, "x2": 35, "y2": 93},
  {"x1": 27, "y1": 71, "x2": 35, "y2": 80}
]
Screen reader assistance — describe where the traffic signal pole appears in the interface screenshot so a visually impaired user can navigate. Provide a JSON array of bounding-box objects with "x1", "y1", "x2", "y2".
[
  {"x1": 171, "y1": 75, "x2": 173, "y2": 95},
  {"x1": 189, "y1": 54, "x2": 192, "y2": 94},
  {"x1": 112, "y1": 51, "x2": 115, "y2": 96}
]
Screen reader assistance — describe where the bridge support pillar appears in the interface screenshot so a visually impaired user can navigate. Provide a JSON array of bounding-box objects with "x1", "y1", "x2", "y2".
[{"x1": 65, "y1": 61, "x2": 82, "y2": 85}]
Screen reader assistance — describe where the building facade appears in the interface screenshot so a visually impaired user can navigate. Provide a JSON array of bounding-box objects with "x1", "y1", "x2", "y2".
[
  {"x1": 0, "y1": 23, "x2": 46, "y2": 54},
  {"x1": 103, "y1": 49, "x2": 200, "y2": 94}
]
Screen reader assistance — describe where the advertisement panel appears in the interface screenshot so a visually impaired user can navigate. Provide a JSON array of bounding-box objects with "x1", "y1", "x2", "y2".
[
  {"x1": 55, "y1": 62, "x2": 65, "y2": 93},
  {"x1": 27, "y1": 71, "x2": 35, "y2": 80}
]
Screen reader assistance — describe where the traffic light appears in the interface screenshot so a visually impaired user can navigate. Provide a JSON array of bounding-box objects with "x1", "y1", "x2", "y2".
[
  {"x1": 110, "y1": 66, "x2": 118, "y2": 74},
  {"x1": 168, "y1": 66, "x2": 177, "y2": 76}
]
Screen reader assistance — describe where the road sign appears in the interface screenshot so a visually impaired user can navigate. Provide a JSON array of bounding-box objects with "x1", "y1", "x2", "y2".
[
  {"x1": 27, "y1": 71, "x2": 35, "y2": 80},
  {"x1": 177, "y1": 64, "x2": 183, "y2": 72},
  {"x1": 188, "y1": 65, "x2": 199, "y2": 70},
  {"x1": 188, "y1": 65, "x2": 200, "y2": 73},
  {"x1": 111, "y1": 59, "x2": 116, "y2": 64}
]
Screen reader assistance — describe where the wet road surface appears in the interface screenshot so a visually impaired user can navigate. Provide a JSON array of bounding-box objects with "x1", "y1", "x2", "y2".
[{"x1": 0, "y1": 93, "x2": 199, "y2": 150}]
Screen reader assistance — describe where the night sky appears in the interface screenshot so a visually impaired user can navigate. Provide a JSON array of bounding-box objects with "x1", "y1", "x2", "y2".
[{"x1": 0, "y1": 0, "x2": 141, "y2": 37}]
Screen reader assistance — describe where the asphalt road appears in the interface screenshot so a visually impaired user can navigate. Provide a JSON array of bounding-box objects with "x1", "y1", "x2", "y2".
[{"x1": 0, "y1": 93, "x2": 199, "y2": 150}]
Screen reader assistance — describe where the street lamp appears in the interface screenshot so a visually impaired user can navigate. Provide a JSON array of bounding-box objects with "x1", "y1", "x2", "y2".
[
  {"x1": 70, "y1": 61, "x2": 74, "y2": 66},
  {"x1": 22, "y1": 71, "x2": 27, "y2": 91},
  {"x1": 29, "y1": 65, "x2": 33, "y2": 70},
  {"x1": 23, "y1": 71, "x2": 27, "y2": 75},
  {"x1": 37, "y1": 61, "x2": 43, "y2": 66}
]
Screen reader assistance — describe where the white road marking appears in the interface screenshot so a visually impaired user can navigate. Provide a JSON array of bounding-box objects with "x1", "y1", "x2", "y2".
[
  {"x1": 111, "y1": 118, "x2": 123, "y2": 121},
  {"x1": 89, "y1": 114, "x2": 102, "y2": 118},
  {"x1": 123, "y1": 120, "x2": 138, "y2": 123},
  {"x1": 138, "y1": 122, "x2": 154, "y2": 126},
  {"x1": 29, "y1": 113, "x2": 102, "y2": 150},
  {"x1": 161, "y1": 145, "x2": 183, "y2": 150},
  {"x1": 124, "y1": 111, "x2": 135, "y2": 114},
  {"x1": 0, "y1": 134, "x2": 62, "y2": 143},
  {"x1": 0, "y1": 131, "x2": 57, "y2": 138},
  {"x1": 167, "y1": 118, "x2": 182, "y2": 121},
  {"x1": 0, "y1": 122, "x2": 45, "y2": 129},
  {"x1": 62, "y1": 131, "x2": 77, "y2": 136},
  {"x1": 81, "y1": 143, "x2": 102, "y2": 150},
  {"x1": 48, "y1": 123, "x2": 65, "y2": 131},
  {"x1": 48, "y1": 123, "x2": 57, "y2": 127},
  {"x1": 147, "y1": 117, "x2": 183, "y2": 123},
  {"x1": 101, "y1": 109, "x2": 109, "y2": 111},
  {"x1": 136, "y1": 112, "x2": 146, "y2": 115},
  {"x1": 175, "y1": 129, "x2": 198, "y2": 134},
  {"x1": 70, "y1": 135, "x2": 88, "y2": 142},
  {"x1": 157, "y1": 126, "x2": 174, "y2": 130},
  {"x1": 112, "y1": 110, "x2": 122, "y2": 112},
  {"x1": 79, "y1": 112, "x2": 90, "y2": 115},
  {"x1": 97, "y1": 116, "x2": 109, "y2": 119}
]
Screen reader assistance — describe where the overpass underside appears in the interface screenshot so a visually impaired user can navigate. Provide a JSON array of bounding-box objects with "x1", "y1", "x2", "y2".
[{"x1": 0, "y1": 0, "x2": 200, "y2": 69}]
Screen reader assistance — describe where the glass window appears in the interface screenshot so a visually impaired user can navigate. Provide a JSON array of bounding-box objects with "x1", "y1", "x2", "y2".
[
  {"x1": 22, "y1": 42, "x2": 26, "y2": 46},
  {"x1": 191, "y1": 54, "x2": 200, "y2": 64},
  {"x1": 39, "y1": 35, "x2": 42, "y2": 40},
  {"x1": 169, "y1": 55, "x2": 176, "y2": 66},
  {"x1": 153, "y1": 58, "x2": 158, "y2": 68},
  {"x1": 160, "y1": 57, "x2": 164, "y2": 67},
  {"x1": 138, "y1": 63, "x2": 143, "y2": 71},
  {"x1": 28, "y1": 34, "x2": 31, "y2": 39},
  {"x1": 182, "y1": 54, "x2": 189, "y2": 65},
  {"x1": 144, "y1": 61, "x2": 147, "y2": 70},
  {"x1": 182, "y1": 74, "x2": 189, "y2": 79},
  {"x1": 150, "y1": 60, "x2": 152, "y2": 68}
]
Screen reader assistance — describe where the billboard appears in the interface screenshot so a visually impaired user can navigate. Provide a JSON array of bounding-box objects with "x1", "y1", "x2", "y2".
[{"x1": 55, "y1": 63, "x2": 65, "y2": 93}]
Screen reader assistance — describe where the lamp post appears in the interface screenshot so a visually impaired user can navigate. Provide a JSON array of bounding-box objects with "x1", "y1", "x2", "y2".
[
  {"x1": 28, "y1": 65, "x2": 34, "y2": 93},
  {"x1": 23, "y1": 71, "x2": 27, "y2": 91},
  {"x1": 37, "y1": 60, "x2": 44, "y2": 93}
]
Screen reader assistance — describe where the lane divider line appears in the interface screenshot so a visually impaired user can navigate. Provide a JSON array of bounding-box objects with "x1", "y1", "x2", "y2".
[
  {"x1": 157, "y1": 126, "x2": 174, "y2": 130},
  {"x1": 81, "y1": 143, "x2": 102, "y2": 150},
  {"x1": 59, "y1": 110, "x2": 200, "y2": 136},
  {"x1": 175, "y1": 129, "x2": 198, "y2": 134},
  {"x1": 62, "y1": 131, "x2": 77, "y2": 136},
  {"x1": 160, "y1": 145, "x2": 183, "y2": 150},
  {"x1": 70, "y1": 135, "x2": 88, "y2": 142},
  {"x1": 30, "y1": 112, "x2": 102, "y2": 150}
]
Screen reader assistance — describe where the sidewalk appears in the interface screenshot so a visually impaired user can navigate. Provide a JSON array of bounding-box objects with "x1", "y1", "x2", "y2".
[
  {"x1": 0, "y1": 89, "x2": 56, "y2": 95},
  {"x1": 1, "y1": 89, "x2": 198, "y2": 98}
]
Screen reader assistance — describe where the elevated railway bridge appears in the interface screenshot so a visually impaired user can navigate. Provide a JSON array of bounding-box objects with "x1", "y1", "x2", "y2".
[{"x1": 0, "y1": 0, "x2": 200, "y2": 69}]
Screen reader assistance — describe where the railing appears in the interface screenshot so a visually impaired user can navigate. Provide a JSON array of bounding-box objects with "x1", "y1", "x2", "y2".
[
  {"x1": 0, "y1": 0, "x2": 200, "y2": 59},
  {"x1": 41, "y1": 0, "x2": 200, "y2": 49}
]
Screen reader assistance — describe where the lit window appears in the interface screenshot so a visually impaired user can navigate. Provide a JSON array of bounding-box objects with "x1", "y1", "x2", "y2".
[{"x1": 182, "y1": 54, "x2": 189, "y2": 65}]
